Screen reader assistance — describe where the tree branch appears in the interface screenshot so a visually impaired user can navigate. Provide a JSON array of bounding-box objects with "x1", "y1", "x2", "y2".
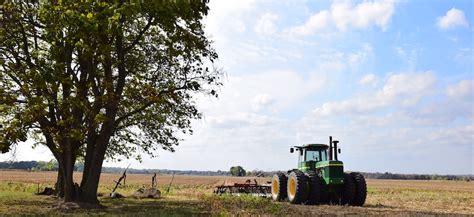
[
  {"x1": 115, "y1": 86, "x2": 187, "y2": 124},
  {"x1": 124, "y1": 16, "x2": 154, "y2": 52}
]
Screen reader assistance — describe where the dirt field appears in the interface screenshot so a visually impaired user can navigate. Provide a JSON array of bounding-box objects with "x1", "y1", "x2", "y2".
[{"x1": 0, "y1": 170, "x2": 472, "y2": 216}]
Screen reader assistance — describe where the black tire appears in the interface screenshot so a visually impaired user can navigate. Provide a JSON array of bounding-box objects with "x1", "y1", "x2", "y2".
[
  {"x1": 307, "y1": 174, "x2": 324, "y2": 205},
  {"x1": 350, "y1": 172, "x2": 367, "y2": 206},
  {"x1": 271, "y1": 172, "x2": 288, "y2": 201},
  {"x1": 341, "y1": 173, "x2": 356, "y2": 205},
  {"x1": 287, "y1": 170, "x2": 309, "y2": 204}
]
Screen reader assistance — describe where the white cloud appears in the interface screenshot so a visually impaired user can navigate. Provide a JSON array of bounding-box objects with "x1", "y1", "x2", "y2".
[
  {"x1": 358, "y1": 74, "x2": 377, "y2": 86},
  {"x1": 296, "y1": 76, "x2": 472, "y2": 174},
  {"x1": 348, "y1": 44, "x2": 373, "y2": 70},
  {"x1": 205, "y1": 0, "x2": 257, "y2": 39},
  {"x1": 288, "y1": 1, "x2": 395, "y2": 36},
  {"x1": 405, "y1": 99, "x2": 474, "y2": 126},
  {"x1": 380, "y1": 72, "x2": 435, "y2": 104},
  {"x1": 395, "y1": 45, "x2": 419, "y2": 69},
  {"x1": 314, "y1": 72, "x2": 436, "y2": 116},
  {"x1": 447, "y1": 80, "x2": 474, "y2": 100},
  {"x1": 199, "y1": 70, "x2": 328, "y2": 116},
  {"x1": 455, "y1": 48, "x2": 473, "y2": 63},
  {"x1": 427, "y1": 125, "x2": 474, "y2": 146},
  {"x1": 252, "y1": 94, "x2": 275, "y2": 111},
  {"x1": 437, "y1": 8, "x2": 469, "y2": 30},
  {"x1": 289, "y1": 11, "x2": 330, "y2": 36},
  {"x1": 331, "y1": 1, "x2": 395, "y2": 31},
  {"x1": 254, "y1": 13, "x2": 279, "y2": 36}
]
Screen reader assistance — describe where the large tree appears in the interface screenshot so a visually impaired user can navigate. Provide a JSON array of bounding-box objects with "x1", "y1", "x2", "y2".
[{"x1": 0, "y1": 0, "x2": 220, "y2": 205}]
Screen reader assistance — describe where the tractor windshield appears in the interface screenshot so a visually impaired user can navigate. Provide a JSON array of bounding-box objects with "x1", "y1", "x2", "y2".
[
  {"x1": 305, "y1": 150, "x2": 320, "y2": 161},
  {"x1": 305, "y1": 149, "x2": 328, "y2": 162}
]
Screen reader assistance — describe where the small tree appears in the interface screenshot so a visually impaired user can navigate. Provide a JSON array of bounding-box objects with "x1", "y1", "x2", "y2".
[
  {"x1": 230, "y1": 166, "x2": 246, "y2": 177},
  {"x1": 0, "y1": 1, "x2": 220, "y2": 205}
]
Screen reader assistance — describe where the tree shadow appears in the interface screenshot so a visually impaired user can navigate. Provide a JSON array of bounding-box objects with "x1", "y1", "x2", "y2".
[{"x1": 79, "y1": 198, "x2": 211, "y2": 216}]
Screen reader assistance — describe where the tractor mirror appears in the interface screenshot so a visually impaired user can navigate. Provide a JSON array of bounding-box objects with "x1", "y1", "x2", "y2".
[
  {"x1": 290, "y1": 148, "x2": 294, "y2": 153},
  {"x1": 338, "y1": 148, "x2": 341, "y2": 154}
]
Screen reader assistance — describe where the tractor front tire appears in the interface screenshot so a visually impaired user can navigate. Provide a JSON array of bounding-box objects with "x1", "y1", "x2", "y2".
[
  {"x1": 350, "y1": 172, "x2": 367, "y2": 206},
  {"x1": 307, "y1": 174, "x2": 324, "y2": 205},
  {"x1": 287, "y1": 170, "x2": 309, "y2": 204},
  {"x1": 271, "y1": 172, "x2": 288, "y2": 201},
  {"x1": 341, "y1": 173, "x2": 356, "y2": 205}
]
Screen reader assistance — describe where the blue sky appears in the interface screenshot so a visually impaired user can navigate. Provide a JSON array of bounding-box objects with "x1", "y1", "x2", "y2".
[{"x1": 1, "y1": 0, "x2": 472, "y2": 175}]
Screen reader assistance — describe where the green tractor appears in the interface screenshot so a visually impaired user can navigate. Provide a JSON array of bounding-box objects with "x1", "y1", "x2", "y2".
[{"x1": 271, "y1": 136, "x2": 367, "y2": 205}]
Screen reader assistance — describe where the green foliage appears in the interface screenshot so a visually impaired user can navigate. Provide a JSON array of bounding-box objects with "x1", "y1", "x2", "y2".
[
  {"x1": 0, "y1": 159, "x2": 58, "y2": 171},
  {"x1": 0, "y1": 1, "x2": 221, "y2": 162},
  {"x1": 229, "y1": 166, "x2": 246, "y2": 177}
]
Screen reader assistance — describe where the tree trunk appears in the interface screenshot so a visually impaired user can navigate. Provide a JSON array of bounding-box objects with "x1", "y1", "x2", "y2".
[
  {"x1": 79, "y1": 163, "x2": 102, "y2": 204},
  {"x1": 55, "y1": 164, "x2": 64, "y2": 197},
  {"x1": 78, "y1": 141, "x2": 108, "y2": 204},
  {"x1": 61, "y1": 151, "x2": 77, "y2": 202},
  {"x1": 77, "y1": 110, "x2": 117, "y2": 204}
]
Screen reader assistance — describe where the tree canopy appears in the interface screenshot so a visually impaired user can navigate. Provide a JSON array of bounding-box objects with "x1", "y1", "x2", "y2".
[
  {"x1": 0, "y1": 0, "x2": 220, "y2": 204},
  {"x1": 230, "y1": 166, "x2": 246, "y2": 177}
]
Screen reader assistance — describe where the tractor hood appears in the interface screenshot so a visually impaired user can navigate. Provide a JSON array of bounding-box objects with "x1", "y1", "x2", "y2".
[{"x1": 318, "y1": 160, "x2": 344, "y2": 185}]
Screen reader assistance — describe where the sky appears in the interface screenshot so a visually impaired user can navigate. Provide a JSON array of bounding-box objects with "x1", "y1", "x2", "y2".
[{"x1": 1, "y1": 0, "x2": 473, "y2": 175}]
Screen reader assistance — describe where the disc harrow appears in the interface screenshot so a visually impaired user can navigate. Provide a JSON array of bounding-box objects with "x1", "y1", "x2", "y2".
[{"x1": 213, "y1": 179, "x2": 271, "y2": 197}]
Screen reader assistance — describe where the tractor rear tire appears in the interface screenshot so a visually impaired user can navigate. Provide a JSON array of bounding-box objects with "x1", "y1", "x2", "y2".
[
  {"x1": 287, "y1": 170, "x2": 309, "y2": 204},
  {"x1": 307, "y1": 174, "x2": 324, "y2": 205},
  {"x1": 341, "y1": 173, "x2": 356, "y2": 205},
  {"x1": 271, "y1": 172, "x2": 288, "y2": 201},
  {"x1": 350, "y1": 172, "x2": 367, "y2": 206}
]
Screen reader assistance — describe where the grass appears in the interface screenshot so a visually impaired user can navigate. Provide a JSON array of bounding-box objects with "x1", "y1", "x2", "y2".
[
  {"x1": 0, "y1": 171, "x2": 473, "y2": 216},
  {"x1": 202, "y1": 194, "x2": 283, "y2": 215},
  {"x1": 367, "y1": 186, "x2": 474, "y2": 214}
]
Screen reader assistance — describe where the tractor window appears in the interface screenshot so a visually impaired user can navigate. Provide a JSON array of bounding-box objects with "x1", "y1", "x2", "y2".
[
  {"x1": 305, "y1": 150, "x2": 320, "y2": 162},
  {"x1": 320, "y1": 150, "x2": 328, "y2": 161}
]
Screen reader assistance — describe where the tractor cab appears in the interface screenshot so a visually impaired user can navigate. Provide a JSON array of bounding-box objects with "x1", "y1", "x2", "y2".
[
  {"x1": 291, "y1": 144, "x2": 328, "y2": 172},
  {"x1": 290, "y1": 136, "x2": 344, "y2": 185}
]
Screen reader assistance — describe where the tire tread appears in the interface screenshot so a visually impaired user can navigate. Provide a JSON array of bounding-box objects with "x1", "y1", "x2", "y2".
[
  {"x1": 350, "y1": 172, "x2": 367, "y2": 206},
  {"x1": 288, "y1": 170, "x2": 309, "y2": 204}
]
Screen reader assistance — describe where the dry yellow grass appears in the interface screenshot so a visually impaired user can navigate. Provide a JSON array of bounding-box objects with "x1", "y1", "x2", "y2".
[{"x1": 0, "y1": 170, "x2": 473, "y2": 215}]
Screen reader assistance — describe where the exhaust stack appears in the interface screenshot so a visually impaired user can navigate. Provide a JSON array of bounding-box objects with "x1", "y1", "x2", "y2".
[
  {"x1": 329, "y1": 136, "x2": 333, "y2": 161},
  {"x1": 333, "y1": 140, "x2": 339, "y2": 161}
]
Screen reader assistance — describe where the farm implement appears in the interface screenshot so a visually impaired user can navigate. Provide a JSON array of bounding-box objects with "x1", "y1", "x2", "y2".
[{"x1": 214, "y1": 179, "x2": 271, "y2": 197}]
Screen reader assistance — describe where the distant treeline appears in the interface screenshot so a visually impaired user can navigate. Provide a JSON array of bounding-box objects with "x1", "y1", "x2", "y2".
[
  {"x1": 0, "y1": 160, "x2": 472, "y2": 181},
  {"x1": 0, "y1": 160, "x2": 231, "y2": 176},
  {"x1": 99, "y1": 166, "x2": 231, "y2": 176},
  {"x1": 0, "y1": 160, "x2": 58, "y2": 171},
  {"x1": 357, "y1": 172, "x2": 472, "y2": 181}
]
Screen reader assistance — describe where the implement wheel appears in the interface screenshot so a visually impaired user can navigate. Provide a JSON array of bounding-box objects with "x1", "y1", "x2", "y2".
[
  {"x1": 350, "y1": 172, "x2": 367, "y2": 206},
  {"x1": 287, "y1": 170, "x2": 309, "y2": 204},
  {"x1": 271, "y1": 172, "x2": 287, "y2": 201}
]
